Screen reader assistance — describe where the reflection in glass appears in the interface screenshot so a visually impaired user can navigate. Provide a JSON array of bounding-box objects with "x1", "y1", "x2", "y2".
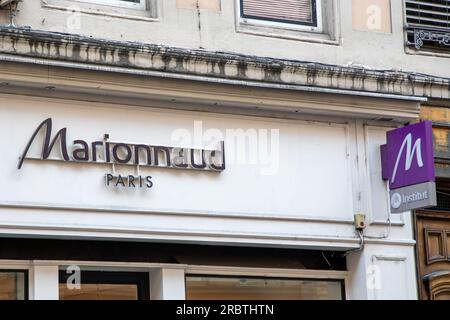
[
  {"x1": 58, "y1": 270, "x2": 149, "y2": 300},
  {"x1": 59, "y1": 283, "x2": 138, "y2": 300},
  {"x1": 0, "y1": 271, "x2": 26, "y2": 300},
  {"x1": 186, "y1": 276, "x2": 343, "y2": 300}
]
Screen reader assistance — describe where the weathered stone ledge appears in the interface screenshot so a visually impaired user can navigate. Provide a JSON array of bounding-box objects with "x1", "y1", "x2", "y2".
[{"x1": 0, "y1": 26, "x2": 449, "y2": 99}]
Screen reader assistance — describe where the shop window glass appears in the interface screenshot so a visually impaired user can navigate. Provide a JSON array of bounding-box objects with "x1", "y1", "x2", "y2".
[
  {"x1": 59, "y1": 270, "x2": 149, "y2": 300},
  {"x1": 186, "y1": 275, "x2": 344, "y2": 300},
  {"x1": 0, "y1": 271, "x2": 27, "y2": 300}
]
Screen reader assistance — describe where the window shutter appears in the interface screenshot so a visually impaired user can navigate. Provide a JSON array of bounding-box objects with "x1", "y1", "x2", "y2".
[
  {"x1": 241, "y1": 0, "x2": 316, "y2": 26},
  {"x1": 405, "y1": 0, "x2": 450, "y2": 51},
  {"x1": 406, "y1": 0, "x2": 450, "y2": 29}
]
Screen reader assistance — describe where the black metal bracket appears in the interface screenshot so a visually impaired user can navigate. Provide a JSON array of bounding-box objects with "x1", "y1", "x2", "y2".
[{"x1": 409, "y1": 27, "x2": 450, "y2": 50}]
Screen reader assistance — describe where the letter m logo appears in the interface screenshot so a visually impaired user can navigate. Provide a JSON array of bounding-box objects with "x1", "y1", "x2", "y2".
[
  {"x1": 382, "y1": 121, "x2": 435, "y2": 189},
  {"x1": 391, "y1": 133, "x2": 423, "y2": 184},
  {"x1": 18, "y1": 118, "x2": 69, "y2": 169}
]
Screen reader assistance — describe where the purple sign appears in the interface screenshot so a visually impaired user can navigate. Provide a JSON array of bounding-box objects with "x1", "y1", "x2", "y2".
[{"x1": 381, "y1": 121, "x2": 435, "y2": 189}]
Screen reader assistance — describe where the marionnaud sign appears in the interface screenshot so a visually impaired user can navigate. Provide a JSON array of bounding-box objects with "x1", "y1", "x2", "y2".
[
  {"x1": 17, "y1": 118, "x2": 225, "y2": 189},
  {"x1": 381, "y1": 121, "x2": 436, "y2": 213}
]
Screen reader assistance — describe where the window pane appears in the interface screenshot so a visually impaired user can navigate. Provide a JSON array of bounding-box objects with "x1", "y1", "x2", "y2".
[
  {"x1": 0, "y1": 272, "x2": 26, "y2": 300},
  {"x1": 186, "y1": 276, "x2": 343, "y2": 300},
  {"x1": 59, "y1": 283, "x2": 138, "y2": 300},
  {"x1": 242, "y1": 0, "x2": 315, "y2": 25},
  {"x1": 59, "y1": 270, "x2": 149, "y2": 300}
]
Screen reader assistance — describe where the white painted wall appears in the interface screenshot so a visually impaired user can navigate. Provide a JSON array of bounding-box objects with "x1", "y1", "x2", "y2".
[
  {"x1": 347, "y1": 244, "x2": 418, "y2": 300},
  {"x1": 2, "y1": 96, "x2": 354, "y2": 219},
  {"x1": 30, "y1": 265, "x2": 59, "y2": 300},
  {"x1": 150, "y1": 269, "x2": 186, "y2": 300},
  {"x1": 0, "y1": 93, "x2": 414, "y2": 247},
  {"x1": 0, "y1": 93, "x2": 361, "y2": 246}
]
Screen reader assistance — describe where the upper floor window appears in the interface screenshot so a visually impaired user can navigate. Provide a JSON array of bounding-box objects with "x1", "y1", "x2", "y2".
[
  {"x1": 79, "y1": 0, "x2": 146, "y2": 10},
  {"x1": 239, "y1": 0, "x2": 322, "y2": 32},
  {"x1": 42, "y1": 0, "x2": 156, "y2": 22},
  {"x1": 405, "y1": 0, "x2": 450, "y2": 52}
]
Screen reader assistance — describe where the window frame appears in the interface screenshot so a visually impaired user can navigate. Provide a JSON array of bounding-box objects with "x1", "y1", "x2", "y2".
[
  {"x1": 0, "y1": 269, "x2": 29, "y2": 300},
  {"x1": 58, "y1": 270, "x2": 150, "y2": 300},
  {"x1": 185, "y1": 274, "x2": 346, "y2": 300},
  {"x1": 237, "y1": 0, "x2": 323, "y2": 33},
  {"x1": 403, "y1": 0, "x2": 450, "y2": 53},
  {"x1": 72, "y1": 0, "x2": 147, "y2": 10}
]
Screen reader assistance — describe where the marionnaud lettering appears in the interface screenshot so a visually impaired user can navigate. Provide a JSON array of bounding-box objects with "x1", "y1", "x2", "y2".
[{"x1": 18, "y1": 118, "x2": 225, "y2": 171}]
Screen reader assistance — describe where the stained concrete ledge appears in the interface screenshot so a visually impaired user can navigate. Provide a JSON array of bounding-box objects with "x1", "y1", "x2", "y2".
[{"x1": 0, "y1": 26, "x2": 449, "y2": 100}]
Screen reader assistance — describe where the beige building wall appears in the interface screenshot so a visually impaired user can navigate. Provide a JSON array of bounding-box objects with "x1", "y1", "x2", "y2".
[{"x1": 0, "y1": 0, "x2": 448, "y2": 78}]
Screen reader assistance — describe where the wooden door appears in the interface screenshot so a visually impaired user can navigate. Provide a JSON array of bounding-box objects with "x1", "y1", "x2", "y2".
[{"x1": 415, "y1": 210, "x2": 450, "y2": 300}]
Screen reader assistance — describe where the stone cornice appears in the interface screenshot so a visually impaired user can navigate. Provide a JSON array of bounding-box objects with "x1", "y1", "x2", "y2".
[{"x1": 0, "y1": 26, "x2": 449, "y2": 100}]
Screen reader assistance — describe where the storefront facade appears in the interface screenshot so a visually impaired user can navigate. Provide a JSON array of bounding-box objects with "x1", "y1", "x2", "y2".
[
  {"x1": 1, "y1": 0, "x2": 449, "y2": 299},
  {"x1": 0, "y1": 50, "x2": 423, "y2": 299}
]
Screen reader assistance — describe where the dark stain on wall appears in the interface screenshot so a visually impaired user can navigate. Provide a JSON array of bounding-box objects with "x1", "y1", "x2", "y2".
[
  {"x1": 118, "y1": 48, "x2": 130, "y2": 66},
  {"x1": 72, "y1": 43, "x2": 81, "y2": 60},
  {"x1": 263, "y1": 64, "x2": 282, "y2": 82}
]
